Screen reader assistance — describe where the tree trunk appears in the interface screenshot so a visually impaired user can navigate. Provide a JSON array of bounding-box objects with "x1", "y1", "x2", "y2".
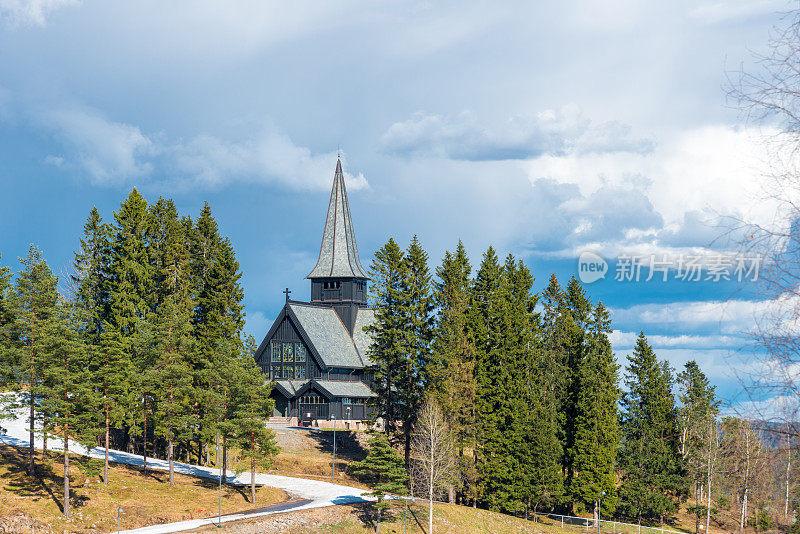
[
  {"x1": 28, "y1": 370, "x2": 35, "y2": 474},
  {"x1": 594, "y1": 500, "x2": 599, "y2": 534},
  {"x1": 104, "y1": 403, "x2": 110, "y2": 485},
  {"x1": 42, "y1": 426, "x2": 47, "y2": 459},
  {"x1": 251, "y1": 456, "x2": 256, "y2": 503},
  {"x1": 142, "y1": 412, "x2": 148, "y2": 474},
  {"x1": 429, "y1": 443, "x2": 434, "y2": 534},
  {"x1": 448, "y1": 484, "x2": 455, "y2": 504},
  {"x1": 705, "y1": 419, "x2": 713, "y2": 534},
  {"x1": 168, "y1": 432, "x2": 175, "y2": 486},
  {"x1": 785, "y1": 434, "x2": 791, "y2": 520},
  {"x1": 63, "y1": 433, "x2": 70, "y2": 518}
]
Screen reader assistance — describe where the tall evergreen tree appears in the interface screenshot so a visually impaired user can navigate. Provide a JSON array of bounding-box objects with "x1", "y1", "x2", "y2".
[
  {"x1": 0, "y1": 252, "x2": 16, "y2": 430},
  {"x1": 231, "y1": 355, "x2": 278, "y2": 503},
  {"x1": 366, "y1": 238, "x2": 407, "y2": 440},
  {"x1": 39, "y1": 299, "x2": 94, "y2": 518},
  {"x1": 397, "y1": 235, "x2": 435, "y2": 467},
  {"x1": 430, "y1": 241, "x2": 478, "y2": 503},
  {"x1": 350, "y1": 432, "x2": 409, "y2": 533},
  {"x1": 566, "y1": 302, "x2": 620, "y2": 519},
  {"x1": 618, "y1": 333, "x2": 687, "y2": 523},
  {"x1": 148, "y1": 294, "x2": 195, "y2": 486},
  {"x1": 8, "y1": 245, "x2": 60, "y2": 474},
  {"x1": 72, "y1": 207, "x2": 112, "y2": 339}
]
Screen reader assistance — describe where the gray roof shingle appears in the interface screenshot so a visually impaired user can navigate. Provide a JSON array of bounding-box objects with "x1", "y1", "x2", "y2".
[
  {"x1": 353, "y1": 308, "x2": 375, "y2": 366},
  {"x1": 289, "y1": 303, "x2": 373, "y2": 368},
  {"x1": 307, "y1": 159, "x2": 369, "y2": 279},
  {"x1": 314, "y1": 380, "x2": 377, "y2": 398}
]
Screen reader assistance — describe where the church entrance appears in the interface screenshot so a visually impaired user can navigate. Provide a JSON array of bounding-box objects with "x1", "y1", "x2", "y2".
[{"x1": 298, "y1": 392, "x2": 329, "y2": 424}]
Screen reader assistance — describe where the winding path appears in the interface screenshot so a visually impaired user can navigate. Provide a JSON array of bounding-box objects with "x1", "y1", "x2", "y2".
[{"x1": 0, "y1": 397, "x2": 371, "y2": 533}]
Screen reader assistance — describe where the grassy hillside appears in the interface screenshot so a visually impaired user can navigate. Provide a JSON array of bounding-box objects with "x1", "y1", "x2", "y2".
[{"x1": 0, "y1": 444, "x2": 286, "y2": 533}]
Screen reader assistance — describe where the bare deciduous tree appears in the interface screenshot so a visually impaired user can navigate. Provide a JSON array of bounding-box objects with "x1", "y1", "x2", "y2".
[{"x1": 411, "y1": 399, "x2": 457, "y2": 534}]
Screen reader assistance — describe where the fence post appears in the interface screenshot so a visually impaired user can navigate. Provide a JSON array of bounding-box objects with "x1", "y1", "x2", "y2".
[
  {"x1": 613, "y1": 521, "x2": 615, "y2": 534},
  {"x1": 587, "y1": 519, "x2": 590, "y2": 534},
  {"x1": 562, "y1": 516, "x2": 564, "y2": 529}
]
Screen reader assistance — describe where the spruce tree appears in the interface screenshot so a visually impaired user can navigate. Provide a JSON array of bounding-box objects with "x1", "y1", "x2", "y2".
[
  {"x1": 366, "y1": 238, "x2": 407, "y2": 440},
  {"x1": 350, "y1": 432, "x2": 409, "y2": 532},
  {"x1": 472, "y1": 248, "x2": 521, "y2": 512},
  {"x1": 8, "y1": 245, "x2": 60, "y2": 474},
  {"x1": 106, "y1": 190, "x2": 152, "y2": 467},
  {"x1": 398, "y1": 235, "x2": 434, "y2": 467},
  {"x1": 72, "y1": 207, "x2": 112, "y2": 339},
  {"x1": 566, "y1": 302, "x2": 620, "y2": 519},
  {"x1": 430, "y1": 241, "x2": 477, "y2": 503},
  {"x1": 618, "y1": 333, "x2": 687, "y2": 523}
]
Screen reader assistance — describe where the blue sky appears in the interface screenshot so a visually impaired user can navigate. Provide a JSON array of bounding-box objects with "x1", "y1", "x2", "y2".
[{"x1": 0, "y1": 0, "x2": 792, "y2": 406}]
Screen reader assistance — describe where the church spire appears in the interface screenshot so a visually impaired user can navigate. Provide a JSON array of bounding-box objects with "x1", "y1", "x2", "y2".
[{"x1": 307, "y1": 158, "x2": 369, "y2": 279}]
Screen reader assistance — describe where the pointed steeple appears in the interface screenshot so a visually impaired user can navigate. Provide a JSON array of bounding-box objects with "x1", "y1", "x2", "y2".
[{"x1": 307, "y1": 159, "x2": 369, "y2": 279}]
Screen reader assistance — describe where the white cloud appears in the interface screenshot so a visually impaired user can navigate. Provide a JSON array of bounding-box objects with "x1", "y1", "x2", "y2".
[
  {"x1": 381, "y1": 106, "x2": 653, "y2": 161},
  {"x1": 610, "y1": 299, "x2": 768, "y2": 335},
  {"x1": 41, "y1": 107, "x2": 155, "y2": 185},
  {"x1": 688, "y1": 0, "x2": 787, "y2": 24},
  {"x1": 172, "y1": 127, "x2": 368, "y2": 191},
  {"x1": 0, "y1": 0, "x2": 77, "y2": 27},
  {"x1": 609, "y1": 329, "x2": 744, "y2": 349},
  {"x1": 37, "y1": 106, "x2": 366, "y2": 191}
]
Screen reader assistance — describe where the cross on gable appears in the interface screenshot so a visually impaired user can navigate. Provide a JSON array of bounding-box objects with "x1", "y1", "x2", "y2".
[{"x1": 283, "y1": 287, "x2": 291, "y2": 302}]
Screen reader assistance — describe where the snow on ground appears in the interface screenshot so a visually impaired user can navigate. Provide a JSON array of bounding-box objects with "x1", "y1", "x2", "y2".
[{"x1": 0, "y1": 394, "x2": 372, "y2": 533}]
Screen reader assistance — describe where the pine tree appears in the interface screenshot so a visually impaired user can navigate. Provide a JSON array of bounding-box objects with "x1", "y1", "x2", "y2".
[
  {"x1": 566, "y1": 302, "x2": 620, "y2": 519},
  {"x1": 231, "y1": 355, "x2": 278, "y2": 503},
  {"x1": 397, "y1": 235, "x2": 434, "y2": 467},
  {"x1": 148, "y1": 294, "x2": 195, "y2": 486},
  {"x1": 618, "y1": 333, "x2": 687, "y2": 523},
  {"x1": 366, "y1": 238, "x2": 407, "y2": 440},
  {"x1": 39, "y1": 299, "x2": 95, "y2": 518},
  {"x1": 350, "y1": 432, "x2": 409, "y2": 532},
  {"x1": 8, "y1": 245, "x2": 60, "y2": 474},
  {"x1": 0, "y1": 252, "x2": 16, "y2": 430}
]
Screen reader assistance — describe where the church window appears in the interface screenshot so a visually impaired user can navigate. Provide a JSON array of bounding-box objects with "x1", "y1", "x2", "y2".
[
  {"x1": 283, "y1": 343, "x2": 293, "y2": 362},
  {"x1": 271, "y1": 366, "x2": 280, "y2": 379},
  {"x1": 296, "y1": 343, "x2": 306, "y2": 362},
  {"x1": 342, "y1": 397, "x2": 351, "y2": 404},
  {"x1": 296, "y1": 365, "x2": 306, "y2": 379},
  {"x1": 301, "y1": 394, "x2": 325, "y2": 404},
  {"x1": 271, "y1": 343, "x2": 280, "y2": 362}
]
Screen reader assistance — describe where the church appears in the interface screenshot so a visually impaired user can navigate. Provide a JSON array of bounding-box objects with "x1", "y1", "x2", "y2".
[{"x1": 252, "y1": 159, "x2": 377, "y2": 427}]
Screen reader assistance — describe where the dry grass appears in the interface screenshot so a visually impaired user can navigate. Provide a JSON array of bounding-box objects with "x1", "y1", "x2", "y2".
[
  {"x1": 0, "y1": 444, "x2": 286, "y2": 533},
  {"x1": 189, "y1": 499, "x2": 573, "y2": 534}
]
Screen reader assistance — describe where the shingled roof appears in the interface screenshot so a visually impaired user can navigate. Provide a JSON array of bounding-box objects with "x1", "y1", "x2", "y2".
[
  {"x1": 287, "y1": 302, "x2": 375, "y2": 368},
  {"x1": 307, "y1": 159, "x2": 369, "y2": 279}
]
